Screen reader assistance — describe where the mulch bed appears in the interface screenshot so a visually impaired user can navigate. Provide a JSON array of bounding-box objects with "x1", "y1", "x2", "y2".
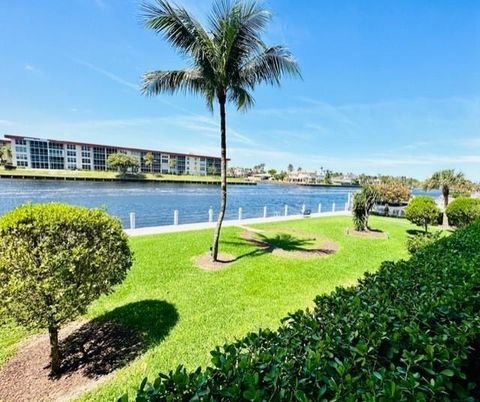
[
  {"x1": 0, "y1": 319, "x2": 142, "y2": 402},
  {"x1": 345, "y1": 228, "x2": 389, "y2": 239},
  {"x1": 194, "y1": 252, "x2": 238, "y2": 271}
]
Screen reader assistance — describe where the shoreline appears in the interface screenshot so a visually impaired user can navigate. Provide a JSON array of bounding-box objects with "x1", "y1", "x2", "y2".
[{"x1": 0, "y1": 173, "x2": 255, "y2": 186}]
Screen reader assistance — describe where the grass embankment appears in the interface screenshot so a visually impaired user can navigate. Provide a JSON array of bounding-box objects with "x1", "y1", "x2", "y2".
[
  {"x1": 0, "y1": 167, "x2": 248, "y2": 183},
  {"x1": 0, "y1": 216, "x2": 418, "y2": 400}
]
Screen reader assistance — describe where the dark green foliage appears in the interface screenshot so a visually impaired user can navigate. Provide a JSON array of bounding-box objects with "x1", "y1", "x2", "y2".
[
  {"x1": 352, "y1": 186, "x2": 378, "y2": 231},
  {"x1": 0, "y1": 203, "x2": 133, "y2": 373},
  {"x1": 126, "y1": 221, "x2": 480, "y2": 401},
  {"x1": 446, "y1": 197, "x2": 480, "y2": 228},
  {"x1": 406, "y1": 231, "x2": 442, "y2": 254},
  {"x1": 107, "y1": 153, "x2": 140, "y2": 175},
  {"x1": 405, "y1": 196, "x2": 441, "y2": 233}
]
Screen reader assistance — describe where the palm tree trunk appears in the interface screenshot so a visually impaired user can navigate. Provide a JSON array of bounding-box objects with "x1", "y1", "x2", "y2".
[
  {"x1": 48, "y1": 324, "x2": 61, "y2": 375},
  {"x1": 442, "y1": 187, "x2": 449, "y2": 227},
  {"x1": 211, "y1": 97, "x2": 227, "y2": 261}
]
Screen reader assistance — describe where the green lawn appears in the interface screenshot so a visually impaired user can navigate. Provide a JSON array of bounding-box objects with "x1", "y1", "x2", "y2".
[
  {"x1": 0, "y1": 166, "x2": 247, "y2": 183},
  {"x1": 0, "y1": 216, "x2": 418, "y2": 401}
]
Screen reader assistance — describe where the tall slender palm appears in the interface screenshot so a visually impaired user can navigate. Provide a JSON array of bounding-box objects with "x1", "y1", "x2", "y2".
[
  {"x1": 423, "y1": 169, "x2": 467, "y2": 226},
  {"x1": 141, "y1": 0, "x2": 300, "y2": 261}
]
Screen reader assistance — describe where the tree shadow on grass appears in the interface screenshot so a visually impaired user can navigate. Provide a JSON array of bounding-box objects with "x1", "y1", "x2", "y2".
[
  {"x1": 57, "y1": 300, "x2": 178, "y2": 378},
  {"x1": 225, "y1": 232, "x2": 336, "y2": 261},
  {"x1": 406, "y1": 229, "x2": 427, "y2": 236}
]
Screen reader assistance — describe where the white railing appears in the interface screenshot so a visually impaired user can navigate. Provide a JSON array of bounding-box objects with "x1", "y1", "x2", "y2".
[{"x1": 126, "y1": 193, "x2": 354, "y2": 230}]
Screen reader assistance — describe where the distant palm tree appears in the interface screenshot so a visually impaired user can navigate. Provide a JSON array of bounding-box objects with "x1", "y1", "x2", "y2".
[
  {"x1": 141, "y1": 0, "x2": 300, "y2": 261},
  {"x1": 423, "y1": 169, "x2": 467, "y2": 226}
]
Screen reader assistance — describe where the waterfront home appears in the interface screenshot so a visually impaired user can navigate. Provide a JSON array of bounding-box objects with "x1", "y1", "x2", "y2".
[{"x1": 287, "y1": 171, "x2": 322, "y2": 184}]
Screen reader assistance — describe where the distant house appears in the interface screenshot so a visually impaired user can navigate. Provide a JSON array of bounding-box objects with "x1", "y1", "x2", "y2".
[
  {"x1": 287, "y1": 171, "x2": 319, "y2": 184},
  {"x1": 332, "y1": 173, "x2": 358, "y2": 186},
  {"x1": 247, "y1": 173, "x2": 271, "y2": 182}
]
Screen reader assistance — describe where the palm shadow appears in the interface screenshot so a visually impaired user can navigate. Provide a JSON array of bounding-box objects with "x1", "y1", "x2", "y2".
[
  {"x1": 56, "y1": 300, "x2": 178, "y2": 378},
  {"x1": 406, "y1": 229, "x2": 426, "y2": 236},
  {"x1": 228, "y1": 232, "x2": 335, "y2": 260}
]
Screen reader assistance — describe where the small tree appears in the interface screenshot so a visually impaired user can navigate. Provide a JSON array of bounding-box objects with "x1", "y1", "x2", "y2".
[
  {"x1": 0, "y1": 203, "x2": 132, "y2": 374},
  {"x1": 0, "y1": 143, "x2": 12, "y2": 165},
  {"x1": 324, "y1": 170, "x2": 333, "y2": 185},
  {"x1": 144, "y1": 152, "x2": 155, "y2": 173},
  {"x1": 373, "y1": 180, "x2": 411, "y2": 205},
  {"x1": 352, "y1": 186, "x2": 378, "y2": 231},
  {"x1": 169, "y1": 158, "x2": 177, "y2": 174},
  {"x1": 405, "y1": 196, "x2": 440, "y2": 233},
  {"x1": 287, "y1": 164, "x2": 294, "y2": 173},
  {"x1": 445, "y1": 197, "x2": 480, "y2": 228},
  {"x1": 268, "y1": 169, "x2": 277, "y2": 177},
  {"x1": 107, "y1": 153, "x2": 140, "y2": 175},
  {"x1": 207, "y1": 165, "x2": 218, "y2": 176}
]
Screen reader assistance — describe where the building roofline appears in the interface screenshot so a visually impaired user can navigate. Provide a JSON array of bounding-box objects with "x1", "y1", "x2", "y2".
[{"x1": 4, "y1": 134, "x2": 223, "y2": 160}]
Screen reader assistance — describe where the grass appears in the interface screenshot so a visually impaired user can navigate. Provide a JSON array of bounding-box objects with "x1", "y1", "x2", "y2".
[
  {"x1": 0, "y1": 216, "x2": 419, "y2": 400},
  {"x1": 0, "y1": 166, "x2": 248, "y2": 183}
]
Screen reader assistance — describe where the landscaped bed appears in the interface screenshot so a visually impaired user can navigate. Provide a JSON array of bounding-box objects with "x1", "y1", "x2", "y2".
[{"x1": 0, "y1": 216, "x2": 418, "y2": 401}]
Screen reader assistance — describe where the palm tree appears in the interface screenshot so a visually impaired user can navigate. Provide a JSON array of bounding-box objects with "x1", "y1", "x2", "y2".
[
  {"x1": 144, "y1": 152, "x2": 155, "y2": 173},
  {"x1": 141, "y1": 0, "x2": 300, "y2": 261},
  {"x1": 423, "y1": 169, "x2": 467, "y2": 226}
]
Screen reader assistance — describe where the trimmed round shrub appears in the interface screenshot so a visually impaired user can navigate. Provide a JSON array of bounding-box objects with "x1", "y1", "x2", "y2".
[
  {"x1": 405, "y1": 196, "x2": 440, "y2": 232},
  {"x1": 406, "y1": 231, "x2": 442, "y2": 254},
  {"x1": 0, "y1": 203, "x2": 132, "y2": 374},
  {"x1": 446, "y1": 196, "x2": 480, "y2": 228}
]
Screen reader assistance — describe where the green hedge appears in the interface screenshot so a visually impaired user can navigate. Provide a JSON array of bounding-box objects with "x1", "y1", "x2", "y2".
[
  {"x1": 446, "y1": 197, "x2": 480, "y2": 228},
  {"x1": 126, "y1": 221, "x2": 480, "y2": 401}
]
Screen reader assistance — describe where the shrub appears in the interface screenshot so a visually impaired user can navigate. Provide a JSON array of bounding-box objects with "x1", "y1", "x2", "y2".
[
  {"x1": 405, "y1": 196, "x2": 440, "y2": 232},
  {"x1": 352, "y1": 186, "x2": 378, "y2": 231},
  {"x1": 446, "y1": 196, "x2": 480, "y2": 228},
  {"x1": 373, "y1": 180, "x2": 411, "y2": 205},
  {"x1": 0, "y1": 203, "x2": 132, "y2": 374},
  {"x1": 406, "y1": 231, "x2": 442, "y2": 254},
  {"x1": 125, "y1": 221, "x2": 480, "y2": 401}
]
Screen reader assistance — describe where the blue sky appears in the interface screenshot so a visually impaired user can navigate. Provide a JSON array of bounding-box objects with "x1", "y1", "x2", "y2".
[{"x1": 1, "y1": 0, "x2": 479, "y2": 179}]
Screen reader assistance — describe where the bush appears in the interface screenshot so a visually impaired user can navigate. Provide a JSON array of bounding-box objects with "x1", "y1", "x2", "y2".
[
  {"x1": 373, "y1": 180, "x2": 411, "y2": 205},
  {"x1": 405, "y1": 196, "x2": 440, "y2": 233},
  {"x1": 125, "y1": 221, "x2": 480, "y2": 401},
  {"x1": 406, "y1": 231, "x2": 442, "y2": 254},
  {"x1": 0, "y1": 203, "x2": 132, "y2": 374},
  {"x1": 352, "y1": 186, "x2": 378, "y2": 231},
  {"x1": 446, "y1": 197, "x2": 480, "y2": 228}
]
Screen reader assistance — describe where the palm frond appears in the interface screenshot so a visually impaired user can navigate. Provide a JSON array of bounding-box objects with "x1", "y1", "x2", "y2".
[
  {"x1": 141, "y1": 69, "x2": 207, "y2": 96},
  {"x1": 229, "y1": 86, "x2": 255, "y2": 110},
  {"x1": 240, "y1": 45, "x2": 301, "y2": 87},
  {"x1": 210, "y1": 0, "x2": 271, "y2": 76},
  {"x1": 141, "y1": 0, "x2": 215, "y2": 69}
]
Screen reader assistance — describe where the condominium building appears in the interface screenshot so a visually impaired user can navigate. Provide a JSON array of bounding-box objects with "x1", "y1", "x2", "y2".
[{"x1": 3, "y1": 135, "x2": 222, "y2": 175}]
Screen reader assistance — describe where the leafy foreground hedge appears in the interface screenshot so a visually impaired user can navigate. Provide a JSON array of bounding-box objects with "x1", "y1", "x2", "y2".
[{"x1": 126, "y1": 222, "x2": 480, "y2": 401}]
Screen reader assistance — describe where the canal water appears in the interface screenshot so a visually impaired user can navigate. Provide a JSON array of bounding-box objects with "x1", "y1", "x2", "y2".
[{"x1": 0, "y1": 179, "x2": 440, "y2": 228}]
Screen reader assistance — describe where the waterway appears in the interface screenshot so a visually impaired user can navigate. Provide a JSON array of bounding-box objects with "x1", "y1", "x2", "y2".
[{"x1": 0, "y1": 179, "x2": 440, "y2": 228}]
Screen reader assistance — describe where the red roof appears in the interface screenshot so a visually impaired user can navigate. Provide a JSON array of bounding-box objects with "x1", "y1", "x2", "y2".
[{"x1": 4, "y1": 134, "x2": 222, "y2": 160}]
